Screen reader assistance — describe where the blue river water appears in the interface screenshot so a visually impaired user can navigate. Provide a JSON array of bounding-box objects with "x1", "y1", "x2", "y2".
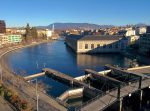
[{"x1": 6, "y1": 40, "x2": 150, "y2": 111}]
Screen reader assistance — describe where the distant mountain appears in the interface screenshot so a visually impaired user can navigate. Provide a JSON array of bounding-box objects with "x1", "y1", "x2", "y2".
[{"x1": 37, "y1": 23, "x2": 114, "y2": 30}]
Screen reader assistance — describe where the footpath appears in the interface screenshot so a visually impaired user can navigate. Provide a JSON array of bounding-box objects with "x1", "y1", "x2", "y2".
[{"x1": 0, "y1": 41, "x2": 67, "y2": 111}]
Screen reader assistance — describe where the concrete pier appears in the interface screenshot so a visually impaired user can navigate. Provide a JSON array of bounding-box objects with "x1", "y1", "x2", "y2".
[
  {"x1": 43, "y1": 68, "x2": 101, "y2": 98},
  {"x1": 24, "y1": 72, "x2": 45, "y2": 80},
  {"x1": 22, "y1": 66, "x2": 150, "y2": 111}
]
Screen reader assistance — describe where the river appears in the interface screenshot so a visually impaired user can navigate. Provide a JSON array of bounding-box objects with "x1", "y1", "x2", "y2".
[{"x1": 5, "y1": 40, "x2": 150, "y2": 111}]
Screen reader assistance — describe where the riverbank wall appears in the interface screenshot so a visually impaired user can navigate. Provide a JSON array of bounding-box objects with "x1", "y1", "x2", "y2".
[{"x1": 0, "y1": 40, "x2": 68, "y2": 111}]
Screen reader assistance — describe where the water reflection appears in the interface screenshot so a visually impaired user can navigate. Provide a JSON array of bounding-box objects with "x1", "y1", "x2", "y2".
[
  {"x1": 5, "y1": 40, "x2": 149, "y2": 110},
  {"x1": 6, "y1": 41, "x2": 133, "y2": 97},
  {"x1": 76, "y1": 53, "x2": 132, "y2": 68}
]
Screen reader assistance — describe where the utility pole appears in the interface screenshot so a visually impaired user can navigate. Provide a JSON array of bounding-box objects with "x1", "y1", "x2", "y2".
[
  {"x1": 0, "y1": 68, "x2": 3, "y2": 82},
  {"x1": 0, "y1": 67, "x2": 2, "y2": 83},
  {"x1": 36, "y1": 61, "x2": 39, "y2": 69},
  {"x1": 37, "y1": 94, "x2": 39, "y2": 111},
  {"x1": 31, "y1": 78, "x2": 39, "y2": 111},
  {"x1": 43, "y1": 63, "x2": 46, "y2": 68},
  {"x1": 36, "y1": 78, "x2": 38, "y2": 96}
]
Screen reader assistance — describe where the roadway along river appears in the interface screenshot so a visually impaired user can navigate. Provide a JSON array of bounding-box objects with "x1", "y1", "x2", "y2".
[{"x1": 5, "y1": 40, "x2": 150, "y2": 111}]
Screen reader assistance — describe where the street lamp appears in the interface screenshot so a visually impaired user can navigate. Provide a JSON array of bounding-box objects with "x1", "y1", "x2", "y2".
[
  {"x1": 30, "y1": 78, "x2": 39, "y2": 111},
  {"x1": 0, "y1": 67, "x2": 2, "y2": 83},
  {"x1": 37, "y1": 94, "x2": 39, "y2": 111}
]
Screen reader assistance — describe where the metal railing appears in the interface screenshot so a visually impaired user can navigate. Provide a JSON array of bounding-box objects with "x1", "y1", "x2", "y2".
[
  {"x1": 74, "y1": 77, "x2": 144, "y2": 111},
  {"x1": 75, "y1": 87, "x2": 119, "y2": 110}
]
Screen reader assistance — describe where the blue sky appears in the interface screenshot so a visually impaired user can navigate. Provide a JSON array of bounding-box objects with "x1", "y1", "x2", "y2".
[{"x1": 0, "y1": 0, "x2": 150, "y2": 27}]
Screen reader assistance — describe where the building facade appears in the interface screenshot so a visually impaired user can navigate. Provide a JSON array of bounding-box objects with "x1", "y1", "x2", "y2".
[
  {"x1": 127, "y1": 35, "x2": 140, "y2": 45},
  {"x1": 0, "y1": 34, "x2": 9, "y2": 45},
  {"x1": 8, "y1": 34, "x2": 22, "y2": 43},
  {"x1": 125, "y1": 28, "x2": 135, "y2": 36},
  {"x1": 6, "y1": 28, "x2": 26, "y2": 34},
  {"x1": 136, "y1": 27, "x2": 147, "y2": 35},
  {"x1": 65, "y1": 35, "x2": 128, "y2": 53},
  {"x1": 146, "y1": 26, "x2": 150, "y2": 33},
  {"x1": 0, "y1": 20, "x2": 6, "y2": 33},
  {"x1": 139, "y1": 33, "x2": 150, "y2": 56}
]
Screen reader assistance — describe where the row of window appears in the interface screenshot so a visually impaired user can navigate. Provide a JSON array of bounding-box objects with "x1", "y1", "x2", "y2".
[{"x1": 84, "y1": 44, "x2": 119, "y2": 49}]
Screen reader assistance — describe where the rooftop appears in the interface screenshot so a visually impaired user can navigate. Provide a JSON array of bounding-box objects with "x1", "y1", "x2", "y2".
[{"x1": 66, "y1": 34, "x2": 124, "y2": 41}]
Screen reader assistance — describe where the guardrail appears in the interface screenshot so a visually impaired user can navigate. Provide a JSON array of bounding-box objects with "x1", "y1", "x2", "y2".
[
  {"x1": 75, "y1": 86, "x2": 118, "y2": 111},
  {"x1": 74, "y1": 77, "x2": 143, "y2": 111}
]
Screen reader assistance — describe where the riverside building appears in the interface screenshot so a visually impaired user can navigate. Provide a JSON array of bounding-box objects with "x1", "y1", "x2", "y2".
[
  {"x1": 8, "y1": 34, "x2": 22, "y2": 43},
  {"x1": 0, "y1": 34, "x2": 22, "y2": 47},
  {"x1": 0, "y1": 34, "x2": 9, "y2": 45},
  {"x1": 65, "y1": 35, "x2": 128, "y2": 53}
]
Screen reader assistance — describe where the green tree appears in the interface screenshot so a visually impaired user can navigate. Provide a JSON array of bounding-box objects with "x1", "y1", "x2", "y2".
[
  {"x1": 25, "y1": 23, "x2": 30, "y2": 37},
  {"x1": 30, "y1": 27, "x2": 38, "y2": 41},
  {"x1": 25, "y1": 23, "x2": 33, "y2": 42}
]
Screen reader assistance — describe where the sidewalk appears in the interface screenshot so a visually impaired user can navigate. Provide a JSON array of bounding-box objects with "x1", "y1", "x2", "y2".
[
  {"x1": 0, "y1": 42, "x2": 67, "y2": 111},
  {"x1": 0, "y1": 97, "x2": 14, "y2": 111}
]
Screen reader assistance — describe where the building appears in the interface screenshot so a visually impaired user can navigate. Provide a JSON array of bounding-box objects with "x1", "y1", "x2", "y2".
[
  {"x1": 0, "y1": 20, "x2": 6, "y2": 33},
  {"x1": 125, "y1": 28, "x2": 135, "y2": 36},
  {"x1": 8, "y1": 34, "x2": 22, "y2": 43},
  {"x1": 0, "y1": 34, "x2": 9, "y2": 45},
  {"x1": 37, "y1": 29, "x2": 54, "y2": 39},
  {"x1": 65, "y1": 35, "x2": 128, "y2": 53},
  {"x1": 136, "y1": 27, "x2": 147, "y2": 35},
  {"x1": 0, "y1": 35, "x2": 2, "y2": 47},
  {"x1": 146, "y1": 26, "x2": 150, "y2": 33},
  {"x1": 127, "y1": 35, "x2": 140, "y2": 45},
  {"x1": 45, "y1": 29, "x2": 53, "y2": 39},
  {"x1": 139, "y1": 33, "x2": 150, "y2": 56},
  {"x1": 6, "y1": 28, "x2": 26, "y2": 34},
  {"x1": 37, "y1": 29, "x2": 47, "y2": 38}
]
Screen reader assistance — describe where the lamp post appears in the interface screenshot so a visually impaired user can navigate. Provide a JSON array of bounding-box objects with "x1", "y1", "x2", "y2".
[
  {"x1": 37, "y1": 94, "x2": 39, "y2": 111},
  {"x1": 30, "y1": 78, "x2": 39, "y2": 111},
  {"x1": 0, "y1": 67, "x2": 2, "y2": 83}
]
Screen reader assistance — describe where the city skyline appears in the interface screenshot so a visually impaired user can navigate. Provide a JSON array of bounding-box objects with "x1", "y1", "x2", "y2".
[{"x1": 0, "y1": 0, "x2": 150, "y2": 27}]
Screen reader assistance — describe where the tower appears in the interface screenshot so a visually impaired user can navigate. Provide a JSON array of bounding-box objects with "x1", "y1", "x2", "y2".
[{"x1": 52, "y1": 24, "x2": 55, "y2": 33}]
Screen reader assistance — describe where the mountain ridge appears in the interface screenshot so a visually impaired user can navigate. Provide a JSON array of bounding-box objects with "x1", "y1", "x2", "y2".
[{"x1": 37, "y1": 23, "x2": 114, "y2": 30}]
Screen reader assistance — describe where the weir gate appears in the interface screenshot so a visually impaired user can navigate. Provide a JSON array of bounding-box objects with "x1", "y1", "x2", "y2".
[{"x1": 24, "y1": 65, "x2": 150, "y2": 111}]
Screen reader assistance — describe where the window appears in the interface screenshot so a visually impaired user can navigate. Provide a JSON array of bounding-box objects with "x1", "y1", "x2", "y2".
[
  {"x1": 103, "y1": 44, "x2": 106, "y2": 48},
  {"x1": 91, "y1": 44, "x2": 94, "y2": 49},
  {"x1": 115, "y1": 44, "x2": 118, "y2": 48},
  {"x1": 85, "y1": 44, "x2": 88, "y2": 49},
  {"x1": 97, "y1": 44, "x2": 100, "y2": 48},
  {"x1": 109, "y1": 44, "x2": 112, "y2": 48}
]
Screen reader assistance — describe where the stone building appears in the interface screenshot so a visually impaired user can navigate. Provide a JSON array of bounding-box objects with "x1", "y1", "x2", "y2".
[{"x1": 65, "y1": 35, "x2": 128, "y2": 53}]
